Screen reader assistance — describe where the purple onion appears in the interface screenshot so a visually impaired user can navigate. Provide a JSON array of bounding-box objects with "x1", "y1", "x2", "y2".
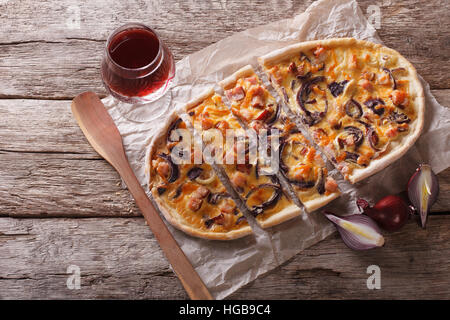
[
  {"x1": 324, "y1": 211, "x2": 385, "y2": 250},
  {"x1": 187, "y1": 167, "x2": 203, "y2": 180},
  {"x1": 407, "y1": 164, "x2": 439, "y2": 228},
  {"x1": 246, "y1": 184, "x2": 282, "y2": 216}
]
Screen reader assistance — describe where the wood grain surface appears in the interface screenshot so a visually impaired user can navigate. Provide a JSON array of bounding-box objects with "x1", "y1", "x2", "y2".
[{"x1": 0, "y1": 0, "x2": 448, "y2": 299}]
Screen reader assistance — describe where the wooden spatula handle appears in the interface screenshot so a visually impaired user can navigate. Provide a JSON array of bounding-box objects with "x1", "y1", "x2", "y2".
[{"x1": 114, "y1": 159, "x2": 213, "y2": 300}]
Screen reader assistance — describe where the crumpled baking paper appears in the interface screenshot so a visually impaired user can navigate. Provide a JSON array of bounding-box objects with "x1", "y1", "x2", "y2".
[{"x1": 101, "y1": 0, "x2": 450, "y2": 299}]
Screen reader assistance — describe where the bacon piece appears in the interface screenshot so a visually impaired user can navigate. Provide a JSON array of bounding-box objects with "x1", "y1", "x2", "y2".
[
  {"x1": 211, "y1": 213, "x2": 226, "y2": 226},
  {"x1": 201, "y1": 117, "x2": 214, "y2": 130},
  {"x1": 359, "y1": 79, "x2": 373, "y2": 92},
  {"x1": 231, "y1": 171, "x2": 247, "y2": 188},
  {"x1": 314, "y1": 45, "x2": 326, "y2": 57},
  {"x1": 385, "y1": 127, "x2": 398, "y2": 138},
  {"x1": 188, "y1": 197, "x2": 203, "y2": 211},
  {"x1": 249, "y1": 120, "x2": 266, "y2": 133},
  {"x1": 251, "y1": 95, "x2": 264, "y2": 109},
  {"x1": 249, "y1": 86, "x2": 265, "y2": 108},
  {"x1": 324, "y1": 177, "x2": 338, "y2": 193},
  {"x1": 390, "y1": 90, "x2": 407, "y2": 106},
  {"x1": 362, "y1": 71, "x2": 375, "y2": 81},
  {"x1": 194, "y1": 186, "x2": 210, "y2": 198},
  {"x1": 255, "y1": 109, "x2": 272, "y2": 121},
  {"x1": 219, "y1": 199, "x2": 235, "y2": 214},
  {"x1": 226, "y1": 86, "x2": 245, "y2": 101},
  {"x1": 250, "y1": 86, "x2": 265, "y2": 96},
  {"x1": 187, "y1": 186, "x2": 210, "y2": 211},
  {"x1": 239, "y1": 109, "x2": 252, "y2": 121},
  {"x1": 245, "y1": 76, "x2": 258, "y2": 85},
  {"x1": 288, "y1": 62, "x2": 298, "y2": 73},
  {"x1": 221, "y1": 212, "x2": 234, "y2": 229},
  {"x1": 156, "y1": 161, "x2": 170, "y2": 178}
]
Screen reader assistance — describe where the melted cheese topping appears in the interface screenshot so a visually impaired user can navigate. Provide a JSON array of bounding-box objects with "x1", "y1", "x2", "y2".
[
  {"x1": 190, "y1": 94, "x2": 242, "y2": 133},
  {"x1": 264, "y1": 44, "x2": 416, "y2": 180}
]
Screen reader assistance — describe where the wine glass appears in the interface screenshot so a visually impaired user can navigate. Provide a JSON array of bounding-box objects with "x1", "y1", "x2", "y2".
[{"x1": 101, "y1": 23, "x2": 175, "y2": 121}]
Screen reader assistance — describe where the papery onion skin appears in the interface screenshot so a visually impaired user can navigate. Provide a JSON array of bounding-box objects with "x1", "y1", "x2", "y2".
[
  {"x1": 324, "y1": 211, "x2": 385, "y2": 250},
  {"x1": 407, "y1": 164, "x2": 439, "y2": 228},
  {"x1": 357, "y1": 196, "x2": 409, "y2": 232}
]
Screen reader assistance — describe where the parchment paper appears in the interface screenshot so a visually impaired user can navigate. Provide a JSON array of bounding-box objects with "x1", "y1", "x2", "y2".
[{"x1": 101, "y1": 0, "x2": 450, "y2": 299}]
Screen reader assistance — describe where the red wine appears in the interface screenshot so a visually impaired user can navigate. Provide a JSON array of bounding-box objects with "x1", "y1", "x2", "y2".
[
  {"x1": 109, "y1": 29, "x2": 160, "y2": 69},
  {"x1": 101, "y1": 24, "x2": 175, "y2": 102}
]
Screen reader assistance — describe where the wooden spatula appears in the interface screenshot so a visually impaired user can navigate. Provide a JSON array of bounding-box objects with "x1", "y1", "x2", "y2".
[{"x1": 71, "y1": 91, "x2": 213, "y2": 300}]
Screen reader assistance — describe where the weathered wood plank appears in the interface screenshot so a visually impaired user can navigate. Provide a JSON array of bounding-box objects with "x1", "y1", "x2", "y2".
[
  {"x1": 0, "y1": 0, "x2": 448, "y2": 99},
  {"x1": 0, "y1": 99, "x2": 97, "y2": 155},
  {"x1": 230, "y1": 214, "x2": 450, "y2": 299},
  {"x1": 1, "y1": 150, "x2": 447, "y2": 218},
  {"x1": 0, "y1": 215, "x2": 448, "y2": 299},
  {"x1": 0, "y1": 217, "x2": 185, "y2": 299},
  {"x1": 0, "y1": 152, "x2": 139, "y2": 217}
]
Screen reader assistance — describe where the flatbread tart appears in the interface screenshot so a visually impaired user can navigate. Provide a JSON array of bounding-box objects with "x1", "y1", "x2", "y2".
[
  {"x1": 258, "y1": 38, "x2": 425, "y2": 183},
  {"x1": 145, "y1": 38, "x2": 425, "y2": 240}
]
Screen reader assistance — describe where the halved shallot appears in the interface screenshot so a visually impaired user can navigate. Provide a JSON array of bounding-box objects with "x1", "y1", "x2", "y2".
[
  {"x1": 324, "y1": 211, "x2": 385, "y2": 250},
  {"x1": 407, "y1": 164, "x2": 439, "y2": 228}
]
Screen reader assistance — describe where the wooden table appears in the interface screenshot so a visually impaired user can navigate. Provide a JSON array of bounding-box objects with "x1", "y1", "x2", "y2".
[{"x1": 0, "y1": 0, "x2": 448, "y2": 299}]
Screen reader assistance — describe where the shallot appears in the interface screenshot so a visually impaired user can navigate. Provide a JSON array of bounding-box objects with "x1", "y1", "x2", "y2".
[
  {"x1": 324, "y1": 211, "x2": 385, "y2": 250},
  {"x1": 407, "y1": 164, "x2": 439, "y2": 228}
]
